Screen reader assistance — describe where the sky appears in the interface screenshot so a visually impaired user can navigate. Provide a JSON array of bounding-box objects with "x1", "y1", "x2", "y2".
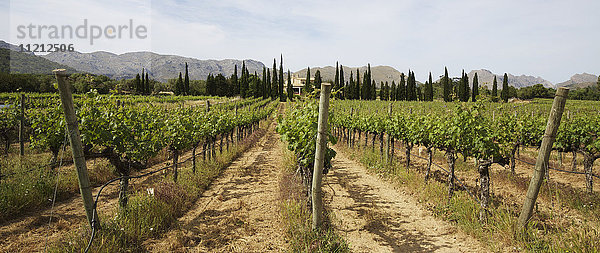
[{"x1": 1, "y1": 0, "x2": 599, "y2": 83}]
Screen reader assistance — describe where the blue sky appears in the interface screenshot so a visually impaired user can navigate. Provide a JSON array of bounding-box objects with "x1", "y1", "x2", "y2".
[{"x1": 2, "y1": 0, "x2": 599, "y2": 83}]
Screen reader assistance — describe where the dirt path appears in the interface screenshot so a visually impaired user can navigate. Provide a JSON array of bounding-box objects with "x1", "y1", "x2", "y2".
[
  {"x1": 144, "y1": 121, "x2": 286, "y2": 252},
  {"x1": 324, "y1": 149, "x2": 487, "y2": 253}
]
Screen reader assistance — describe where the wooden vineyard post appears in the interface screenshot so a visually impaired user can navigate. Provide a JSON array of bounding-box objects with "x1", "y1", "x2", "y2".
[
  {"x1": 53, "y1": 69, "x2": 95, "y2": 227},
  {"x1": 19, "y1": 94, "x2": 25, "y2": 156},
  {"x1": 311, "y1": 83, "x2": 332, "y2": 230},
  {"x1": 517, "y1": 87, "x2": 568, "y2": 230}
]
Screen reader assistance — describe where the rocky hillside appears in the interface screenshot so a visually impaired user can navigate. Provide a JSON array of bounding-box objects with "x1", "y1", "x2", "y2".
[
  {"x1": 466, "y1": 69, "x2": 554, "y2": 89},
  {"x1": 556, "y1": 73, "x2": 598, "y2": 89},
  {"x1": 42, "y1": 51, "x2": 265, "y2": 82},
  {"x1": 0, "y1": 48, "x2": 76, "y2": 74},
  {"x1": 294, "y1": 65, "x2": 404, "y2": 88}
]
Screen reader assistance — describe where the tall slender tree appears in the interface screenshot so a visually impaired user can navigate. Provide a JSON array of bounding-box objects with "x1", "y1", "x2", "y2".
[
  {"x1": 348, "y1": 71, "x2": 355, "y2": 99},
  {"x1": 334, "y1": 62, "x2": 340, "y2": 94},
  {"x1": 472, "y1": 73, "x2": 479, "y2": 102},
  {"x1": 135, "y1": 73, "x2": 141, "y2": 94},
  {"x1": 492, "y1": 75, "x2": 498, "y2": 102},
  {"x1": 287, "y1": 70, "x2": 293, "y2": 100},
  {"x1": 279, "y1": 55, "x2": 285, "y2": 101},
  {"x1": 145, "y1": 72, "x2": 150, "y2": 94},
  {"x1": 443, "y1": 67, "x2": 450, "y2": 102},
  {"x1": 425, "y1": 72, "x2": 433, "y2": 101},
  {"x1": 501, "y1": 73, "x2": 509, "y2": 102},
  {"x1": 141, "y1": 69, "x2": 145, "y2": 94},
  {"x1": 398, "y1": 73, "x2": 406, "y2": 100},
  {"x1": 339, "y1": 65, "x2": 345, "y2": 99},
  {"x1": 272, "y1": 59, "x2": 278, "y2": 99},
  {"x1": 232, "y1": 65, "x2": 239, "y2": 96},
  {"x1": 371, "y1": 80, "x2": 377, "y2": 100},
  {"x1": 314, "y1": 70, "x2": 322, "y2": 90},
  {"x1": 184, "y1": 62, "x2": 190, "y2": 95},
  {"x1": 355, "y1": 69, "x2": 361, "y2": 100},
  {"x1": 266, "y1": 68, "x2": 271, "y2": 98},
  {"x1": 303, "y1": 67, "x2": 312, "y2": 94},
  {"x1": 406, "y1": 70, "x2": 417, "y2": 101},
  {"x1": 176, "y1": 72, "x2": 183, "y2": 95},
  {"x1": 390, "y1": 80, "x2": 397, "y2": 101}
]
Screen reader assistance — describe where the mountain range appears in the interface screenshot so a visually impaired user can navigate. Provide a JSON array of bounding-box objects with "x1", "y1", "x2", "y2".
[
  {"x1": 0, "y1": 40, "x2": 596, "y2": 89},
  {"x1": 555, "y1": 73, "x2": 598, "y2": 89},
  {"x1": 42, "y1": 51, "x2": 264, "y2": 82}
]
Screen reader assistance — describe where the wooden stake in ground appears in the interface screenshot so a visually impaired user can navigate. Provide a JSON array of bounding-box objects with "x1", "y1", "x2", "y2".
[
  {"x1": 54, "y1": 69, "x2": 96, "y2": 227},
  {"x1": 517, "y1": 87, "x2": 568, "y2": 230},
  {"x1": 312, "y1": 83, "x2": 332, "y2": 230}
]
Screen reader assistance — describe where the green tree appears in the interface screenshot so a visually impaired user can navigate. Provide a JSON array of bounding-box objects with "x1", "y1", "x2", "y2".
[
  {"x1": 279, "y1": 55, "x2": 285, "y2": 101},
  {"x1": 184, "y1": 62, "x2": 190, "y2": 95},
  {"x1": 135, "y1": 73, "x2": 141, "y2": 94},
  {"x1": 145, "y1": 72, "x2": 150, "y2": 94},
  {"x1": 472, "y1": 73, "x2": 479, "y2": 102},
  {"x1": 334, "y1": 62, "x2": 339, "y2": 96},
  {"x1": 390, "y1": 80, "x2": 397, "y2": 101},
  {"x1": 339, "y1": 65, "x2": 345, "y2": 99},
  {"x1": 272, "y1": 59, "x2": 278, "y2": 99},
  {"x1": 314, "y1": 70, "x2": 322, "y2": 89},
  {"x1": 176, "y1": 72, "x2": 183, "y2": 95},
  {"x1": 355, "y1": 69, "x2": 361, "y2": 100},
  {"x1": 501, "y1": 73, "x2": 509, "y2": 102},
  {"x1": 266, "y1": 68, "x2": 271, "y2": 98},
  {"x1": 492, "y1": 75, "x2": 498, "y2": 102},
  {"x1": 443, "y1": 67, "x2": 450, "y2": 102},
  {"x1": 232, "y1": 65, "x2": 239, "y2": 96},
  {"x1": 287, "y1": 70, "x2": 293, "y2": 100},
  {"x1": 348, "y1": 71, "x2": 355, "y2": 99},
  {"x1": 426, "y1": 72, "x2": 433, "y2": 101},
  {"x1": 141, "y1": 68, "x2": 145, "y2": 94},
  {"x1": 398, "y1": 73, "x2": 406, "y2": 101},
  {"x1": 303, "y1": 67, "x2": 312, "y2": 94}
]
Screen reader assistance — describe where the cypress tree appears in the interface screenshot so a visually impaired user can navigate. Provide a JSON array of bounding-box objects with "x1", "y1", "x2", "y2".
[
  {"x1": 232, "y1": 65, "x2": 239, "y2": 96},
  {"x1": 406, "y1": 71, "x2": 416, "y2": 101},
  {"x1": 334, "y1": 62, "x2": 339, "y2": 93},
  {"x1": 141, "y1": 69, "x2": 145, "y2": 94},
  {"x1": 426, "y1": 72, "x2": 433, "y2": 101},
  {"x1": 501, "y1": 73, "x2": 509, "y2": 102},
  {"x1": 390, "y1": 81, "x2": 397, "y2": 101},
  {"x1": 472, "y1": 73, "x2": 479, "y2": 102},
  {"x1": 356, "y1": 69, "x2": 361, "y2": 100},
  {"x1": 367, "y1": 64, "x2": 372, "y2": 99},
  {"x1": 372, "y1": 80, "x2": 377, "y2": 100},
  {"x1": 279, "y1": 55, "x2": 285, "y2": 101},
  {"x1": 443, "y1": 67, "x2": 450, "y2": 102},
  {"x1": 184, "y1": 62, "x2": 190, "y2": 95},
  {"x1": 339, "y1": 65, "x2": 345, "y2": 99},
  {"x1": 176, "y1": 72, "x2": 183, "y2": 95},
  {"x1": 272, "y1": 59, "x2": 278, "y2": 99},
  {"x1": 145, "y1": 72, "x2": 150, "y2": 94},
  {"x1": 135, "y1": 73, "x2": 141, "y2": 94},
  {"x1": 398, "y1": 73, "x2": 406, "y2": 100},
  {"x1": 240, "y1": 62, "x2": 247, "y2": 97},
  {"x1": 459, "y1": 70, "x2": 467, "y2": 102},
  {"x1": 287, "y1": 70, "x2": 293, "y2": 100},
  {"x1": 266, "y1": 68, "x2": 271, "y2": 98},
  {"x1": 349, "y1": 71, "x2": 355, "y2": 99},
  {"x1": 492, "y1": 76, "x2": 498, "y2": 102},
  {"x1": 303, "y1": 67, "x2": 312, "y2": 94},
  {"x1": 314, "y1": 70, "x2": 322, "y2": 90}
]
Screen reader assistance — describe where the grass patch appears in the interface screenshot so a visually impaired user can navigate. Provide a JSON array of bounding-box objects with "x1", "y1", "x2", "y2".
[
  {"x1": 279, "y1": 142, "x2": 349, "y2": 253},
  {"x1": 0, "y1": 153, "x2": 115, "y2": 222}
]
